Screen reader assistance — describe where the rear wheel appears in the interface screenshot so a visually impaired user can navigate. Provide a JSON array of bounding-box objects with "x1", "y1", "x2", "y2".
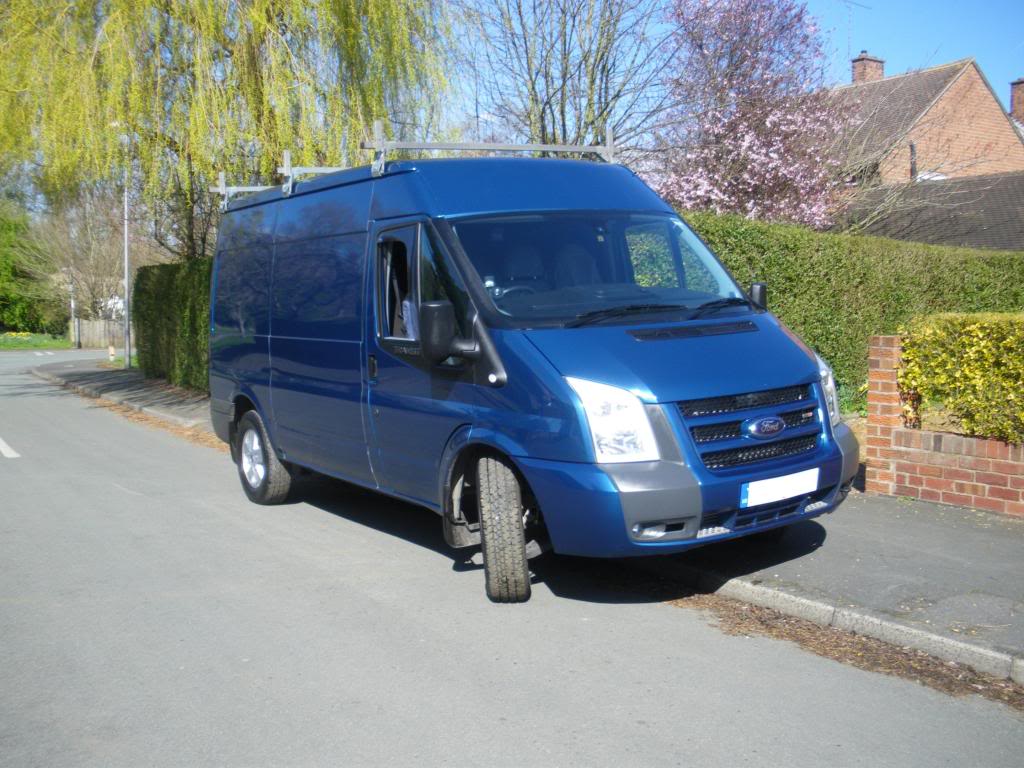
[
  {"x1": 477, "y1": 455, "x2": 531, "y2": 603},
  {"x1": 235, "y1": 411, "x2": 292, "y2": 504}
]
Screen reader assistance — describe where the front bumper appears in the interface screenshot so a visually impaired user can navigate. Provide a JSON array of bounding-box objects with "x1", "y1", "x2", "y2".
[{"x1": 516, "y1": 421, "x2": 859, "y2": 558}]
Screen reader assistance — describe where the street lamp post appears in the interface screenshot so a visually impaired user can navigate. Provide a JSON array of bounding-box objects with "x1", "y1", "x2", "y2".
[
  {"x1": 64, "y1": 268, "x2": 79, "y2": 349},
  {"x1": 109, "y1": 122, "x2": 132, "y2": 368},
  {"x1": 122, "y1": 161, "x2": 131, "y2": 368}
]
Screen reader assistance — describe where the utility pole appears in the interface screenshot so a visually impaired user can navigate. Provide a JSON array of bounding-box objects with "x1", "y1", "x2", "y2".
[
  {"x1": 122, "y1": 148, "x2": 131, "y2": 369},
  {"x1": 70, "y1": 280, "x2": 79, "y2": 349}
]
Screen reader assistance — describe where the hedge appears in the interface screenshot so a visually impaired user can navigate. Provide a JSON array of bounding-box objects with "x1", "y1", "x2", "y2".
[
  {"x1": 133, "y1": 259, "x2": 211, "y2": 391},
  {"x1": 685, "y1": 212, "x2": 1024, "y2": 404},
  {"x1": 897, "y1": 313, "x2": 1024, "y2": 444},
  {"x1": 132, "y1": 212, "x2": 1024, "y2": 398}
]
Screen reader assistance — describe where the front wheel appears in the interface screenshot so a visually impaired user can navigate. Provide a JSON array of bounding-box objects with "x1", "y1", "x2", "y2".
[
  {"x1": 235, "y1": 411, "x2": 292, "y2": 504},
  {"x1": 477, "y1": 456, "x2": 531, "y2": 603}
]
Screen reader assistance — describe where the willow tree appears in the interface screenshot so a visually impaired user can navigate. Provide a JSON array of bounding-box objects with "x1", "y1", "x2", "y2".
[{"x1": 0, "y1": 0, "x2": 444, "y2": 259}]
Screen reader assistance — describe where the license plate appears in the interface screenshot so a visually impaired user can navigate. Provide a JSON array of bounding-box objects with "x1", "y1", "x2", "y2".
[{"x1": 740, "y1": 468, "x2": 819, "y2": 508}]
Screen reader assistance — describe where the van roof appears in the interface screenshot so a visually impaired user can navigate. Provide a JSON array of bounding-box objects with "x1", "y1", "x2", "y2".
[{"x1": 223, "y1": 157, "x2": 672, "y2": 218}]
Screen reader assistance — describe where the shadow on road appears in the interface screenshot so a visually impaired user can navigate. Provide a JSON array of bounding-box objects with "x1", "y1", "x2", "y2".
[{"x1": 295, "y1": 475, "x2": 827, "y2": 605}]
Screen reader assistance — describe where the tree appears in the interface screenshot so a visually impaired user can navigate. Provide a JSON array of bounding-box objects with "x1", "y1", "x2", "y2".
[
  {"x1": 653, "y1": 0, "x2": 846, "y2": 228},
  {"x1": 0, "y1": 202, "x2": 66, "y2": 333},
  {"x1": 14, "y1": 188, "x2": 169, "y2": 321},
  {"x1": 454, "y1": 1, "x2": 676, "y2": 153},
  {"x1": 0, "y1": 1, "x2": 445, "y2": 259}
]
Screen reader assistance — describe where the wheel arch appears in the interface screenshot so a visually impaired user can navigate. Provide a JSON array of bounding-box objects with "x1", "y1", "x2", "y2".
[
  {"x1": 438, "y1": 427, "x2": 543, "y2": 548},
  {"x1": 228, "y1": 391, "x2": 264, "y2": 460}
]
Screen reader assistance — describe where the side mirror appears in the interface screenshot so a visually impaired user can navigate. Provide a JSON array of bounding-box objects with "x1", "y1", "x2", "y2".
[
  {"x1": 420, "y1": 300, "x2": 458, "y2": 363},
  {"x1": 750, "y1": 282, "x2": 768, "y2": 310}
]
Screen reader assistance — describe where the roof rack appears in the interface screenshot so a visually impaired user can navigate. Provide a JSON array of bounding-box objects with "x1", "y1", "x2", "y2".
[
  {"x1": 209, "y1": 171, "x2": 276, "y2": 210},
  {"x1": 359, "y1": 119, "x2": 616, "y2": 177},
  {"x1": 209, "y1": 151, "x2": 349, "y2": 209},
  {"x1": 277, "y1": 150, "x2": 346, "y2": 197},
  {"x1": 209, "y1": 120, "x2": 616, "y2": 207}
]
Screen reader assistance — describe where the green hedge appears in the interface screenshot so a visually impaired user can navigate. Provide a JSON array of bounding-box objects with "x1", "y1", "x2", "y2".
[
  {"x1": 132, "y1": 213, "x2": 1024, "y2": 399},
  {"x1": 685, "y1": 212, "x2": 1024, "y2": 405},
  {"x1": 898, "y1": 313, "x2": 1024, "y2": 444},
  {"x1": 133, "y1": 259, "x2": 211, "y2": 391}
]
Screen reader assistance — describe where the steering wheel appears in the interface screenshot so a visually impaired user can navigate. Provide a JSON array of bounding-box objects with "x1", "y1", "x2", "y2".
[{"x1": 498, "y1": 285, "x2": 538, "y2": 298}]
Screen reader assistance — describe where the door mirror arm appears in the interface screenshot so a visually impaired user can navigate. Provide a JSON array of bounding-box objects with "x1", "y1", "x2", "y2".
[
  {"x1": 450, "y1": 337, "x2": 480, "y2": 359},
  {"x1": 420, "y1": 301, "x2": 504, "y2": 385}
]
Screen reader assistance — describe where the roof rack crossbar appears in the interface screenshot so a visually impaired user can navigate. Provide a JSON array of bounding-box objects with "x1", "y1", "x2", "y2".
[
  {"x1": 209, "y1": 171, "x2": 276, "y2": 210},
  {"x1": 359, "y1": 119, "x2": 616, "y2": 176},
  {"x1": 277, "y1": 150, "x2": 346, "y2": 196}
]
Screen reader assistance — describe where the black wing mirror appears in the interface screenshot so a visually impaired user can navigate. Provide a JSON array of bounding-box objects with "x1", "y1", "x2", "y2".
[
  {"x1": 750, "y1": 282, "x2": 768, "y2": 310},
  {"x1": 419, "y1": 300, "x2": 478, "y2": 364}
]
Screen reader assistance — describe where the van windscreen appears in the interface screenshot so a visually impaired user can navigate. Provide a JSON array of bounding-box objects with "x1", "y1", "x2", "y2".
[{"x1": 450, "y1": 212, "x2": 746, "y2": 327}]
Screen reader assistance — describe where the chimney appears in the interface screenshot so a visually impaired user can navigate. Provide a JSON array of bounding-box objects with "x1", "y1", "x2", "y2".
[
  {"x1": 1012, "y1": 78, "x2": 1024, "y2": 122},
  {"x1": 852, "y1": 50, "x2": 885, "y2": 84}
]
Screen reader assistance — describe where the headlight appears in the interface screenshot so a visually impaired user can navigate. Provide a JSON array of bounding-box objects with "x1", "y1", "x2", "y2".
[
  {"x1": 816, "y1": 354, "x2": 841, "y2": 427},
  {"x1": 566, "y1": 377, "x2": 659, "y2": 463}
]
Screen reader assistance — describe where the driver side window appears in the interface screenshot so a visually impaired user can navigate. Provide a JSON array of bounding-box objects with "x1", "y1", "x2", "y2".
[{"x1": 378, "y1": 227, "x2": 418, "y2": 341}]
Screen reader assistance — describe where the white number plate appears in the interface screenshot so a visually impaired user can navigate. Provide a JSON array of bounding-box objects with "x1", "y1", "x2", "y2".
[{"x1": 740, "y1": 468, "x2": 819, "y2": 508}]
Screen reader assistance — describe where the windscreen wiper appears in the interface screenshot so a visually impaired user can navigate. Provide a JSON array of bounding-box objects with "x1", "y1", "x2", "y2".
[
  {"x1": 686, "y1": 297, "x2": 752, "y2": 319},
  {"x1": 566, "y1": 303, "x2": 689, "y2": 328}
]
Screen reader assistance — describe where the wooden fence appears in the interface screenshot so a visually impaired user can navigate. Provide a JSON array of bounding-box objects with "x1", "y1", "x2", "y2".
[{"x1": 70, "y1": 319, "x2": 125, "y2": 349}]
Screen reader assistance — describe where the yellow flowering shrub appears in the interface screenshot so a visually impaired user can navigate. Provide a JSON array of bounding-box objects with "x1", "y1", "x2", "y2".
[{"x1": 898, "y1": 314, "x2": 1024, "y2": 443}]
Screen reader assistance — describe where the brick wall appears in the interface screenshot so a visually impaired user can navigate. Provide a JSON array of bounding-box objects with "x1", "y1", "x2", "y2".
[
  {"x1": 880, "y1": 64, "x2": 1024, "y2": 182},
  {"x1": 865, "y1": 335, "x2": 1024, "y2": 516}
]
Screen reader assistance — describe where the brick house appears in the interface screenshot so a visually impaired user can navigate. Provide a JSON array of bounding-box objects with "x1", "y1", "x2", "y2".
[
  {"x1": 834, "y1": 52, "x2": 1024, "y2": 183},
  {"x1": 833, "y1": 53, "x2": 1024, "y2": 251}
]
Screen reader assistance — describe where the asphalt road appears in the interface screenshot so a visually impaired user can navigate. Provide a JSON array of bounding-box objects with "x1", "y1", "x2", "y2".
[{"x1": 1, "y1": 350, "x2": 1022, "y2": 767}]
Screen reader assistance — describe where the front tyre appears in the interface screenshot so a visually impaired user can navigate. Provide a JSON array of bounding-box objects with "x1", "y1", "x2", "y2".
[
  {"x1": 477, "y1": 456, "x2": 531, "y2": 603},
  {"x1": 236, "y1": 411, "x2": 292, "y2": 505}
]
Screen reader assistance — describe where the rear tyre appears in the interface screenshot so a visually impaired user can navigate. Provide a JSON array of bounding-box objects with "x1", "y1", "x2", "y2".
[
  {"x1": 235, "y1": 411, "x2": 292, "y2": 505},
  {"x1": 477, "y1": 455, "x2": 531, "y2": 603}
]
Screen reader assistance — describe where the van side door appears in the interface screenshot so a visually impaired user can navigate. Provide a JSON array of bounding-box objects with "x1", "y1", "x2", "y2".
[
  {"x1": 268, "y1": 186, "x2": 373, "y2": 486},
  {"x1": 364, "y1": 219, "x2": 477, "y2": 508}
]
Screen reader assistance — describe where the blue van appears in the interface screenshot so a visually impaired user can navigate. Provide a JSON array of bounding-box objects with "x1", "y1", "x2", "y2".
[{"x1": 210, "y1": 157, "x2": 859, "y2": 602}]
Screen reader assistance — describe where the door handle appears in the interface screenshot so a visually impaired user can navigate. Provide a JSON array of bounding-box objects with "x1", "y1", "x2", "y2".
[{"x1": 368, "y1": 354, "x2": 378, "y2": 379}]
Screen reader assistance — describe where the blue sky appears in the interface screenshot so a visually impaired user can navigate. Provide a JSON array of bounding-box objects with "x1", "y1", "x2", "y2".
[{"x1": 805, "y1": 0, "x2": 1024, "y2": 109}]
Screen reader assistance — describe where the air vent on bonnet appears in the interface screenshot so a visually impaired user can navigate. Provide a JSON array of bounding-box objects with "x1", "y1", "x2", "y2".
[{"x1": 628, "y1": 321, "x2": 757, "y2": 341}]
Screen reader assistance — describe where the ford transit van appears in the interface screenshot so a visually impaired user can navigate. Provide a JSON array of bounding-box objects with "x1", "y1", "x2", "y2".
[{"x1": 210, "y1": 157, "x2": 859, "y2": 602}]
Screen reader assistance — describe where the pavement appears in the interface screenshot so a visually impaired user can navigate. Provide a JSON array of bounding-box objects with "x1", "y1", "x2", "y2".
[
  {"x1": 30, "y1": 356, "x2": 209, "y2": 429},
  {"x1": 1, "y1": 350, "x2": 1022, "y2": 765}
]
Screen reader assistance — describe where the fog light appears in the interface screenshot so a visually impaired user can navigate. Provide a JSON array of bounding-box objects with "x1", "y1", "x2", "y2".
[{"x1": 632, "y1": 523, "x2": 668, "y2": 540}]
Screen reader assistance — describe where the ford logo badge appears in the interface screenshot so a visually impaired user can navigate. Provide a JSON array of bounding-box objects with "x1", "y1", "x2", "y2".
[{"x1": 745, "y1": 416, "x2": 786, "y2": 440}]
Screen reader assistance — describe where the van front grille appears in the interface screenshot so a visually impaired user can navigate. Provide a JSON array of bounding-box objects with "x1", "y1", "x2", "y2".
[
  {"x1": 677, "y1": 383, "x2": 822, "y2": 472},
  {"x1": 678, "y1": 384, "x2": 811, "y2": 418},
  {"x1": 690, "y1": 407, "x2": 816, "y2": 444},
  {"x1": 701, "y1": 434, "x2": 819, "y2": 470}
]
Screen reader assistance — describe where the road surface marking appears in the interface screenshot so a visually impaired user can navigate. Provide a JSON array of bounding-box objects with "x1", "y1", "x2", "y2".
[
  {"x1": 111, "y1": 482, "x2": 144, "y2": 497},
  {"x1": 33, "y1": 352, "x2": 43, "y2": 357},
  {"x1": 0, "y1": 435, "x2": 20, "y2": 459},
  {"x1": 45, "y1": 351, "x2": 54, "y2": 356}
]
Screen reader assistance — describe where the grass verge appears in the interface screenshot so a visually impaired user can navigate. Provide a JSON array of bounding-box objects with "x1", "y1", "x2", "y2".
[{"x1": 0, "y1": 332, "x2": 70, "y2": 349}]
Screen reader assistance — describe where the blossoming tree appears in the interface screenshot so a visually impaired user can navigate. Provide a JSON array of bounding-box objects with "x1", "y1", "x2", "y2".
[{"x1": 654, "y1": 0, "x2": 847, "y2": 228}]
